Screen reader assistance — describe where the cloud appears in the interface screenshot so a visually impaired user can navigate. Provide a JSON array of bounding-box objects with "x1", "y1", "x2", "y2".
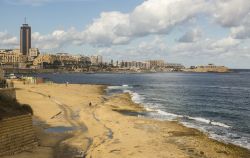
[
  {"x1": 95, "y1": 36, "x2": 249, "y2": 67},
  {"x1": 178, "y1": 28, "x2": 202, "y2": 43},
  {"x1": 4, "y1": 0, "x2": 249, "y2": 49},
  {"x1": 81, "y1": 12, "x2": 130, "y2": 46},
  {"x1": 231, "y1": 25, "x2": 250, "y2": 39},
  {"x1": 212, "y1": 0, "x2": 250, "y2": 27},
  {"x1": 30, "y1": 0, "x2": 209, "y2": 48},
  {"x1": 211, "y1": 37, "x2": 240, "y2": 49},
  {"x1": 0, "y1": 31, "x2": 18, "y2": 48},
  {"x1": 81, "y1": 0, "x2": 209, "y2": 46},
  {"x1": 212, "y1": 0, "x2": 250, "y2": 40},
  {"x1": 172, "y1": 37, "x2": 241, "y2": 57},
  {"x1": 31, "y1": 28, "x2": 81, "y2": 50},
  {"x1": 230, "y1": 12, "x2": 250, "y2": 39}
]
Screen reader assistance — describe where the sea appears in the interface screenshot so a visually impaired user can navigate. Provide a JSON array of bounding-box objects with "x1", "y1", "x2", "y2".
[{"x1": 33, "y1": 70, "x2": 250, "y2": 149}]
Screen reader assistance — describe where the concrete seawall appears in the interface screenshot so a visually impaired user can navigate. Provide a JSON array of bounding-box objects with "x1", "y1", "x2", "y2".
[{"x1": 0, "y1": 114, "x2": 37, "y2": 157}]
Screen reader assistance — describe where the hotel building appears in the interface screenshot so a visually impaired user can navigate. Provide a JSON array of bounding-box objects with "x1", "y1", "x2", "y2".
[{"x1": 20, "y1": 23, "x2": 31, "y2": 55}]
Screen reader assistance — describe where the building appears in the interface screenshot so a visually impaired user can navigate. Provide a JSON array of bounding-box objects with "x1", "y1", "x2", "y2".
[
  {"x1": 78, "y1": 56, "x2": 91, "y2": 67},
  {"x1": 120, "y1": 61, "x2": 150, "y2": 70},
  {"x1": 90, "y1": 55, "x2": 103, "y2": 65},
  {"x1": 0, "y1": 66, "x2": 4, "y2": 79},
  {"x1": 146, "y1": 60, "x2": 165, "y2": 68},
  {"x1": 29, "y1": 48, "x2": 39, "y2": 58},
  {"x1": 28, "y1": 48, "x2": 40, "y2": 61},
  {"x1": 0, "y1": 49, "x2": 27, "y2": 68},
  {"x1": 20, "y1": 23, "x2": 31, "y2": 55},
  {"x1": 33, "y1": 54, "x2": 55, "y2": 66},
  {"x1": 165, "y1": 63, "x2": 185, "y2": 69}
]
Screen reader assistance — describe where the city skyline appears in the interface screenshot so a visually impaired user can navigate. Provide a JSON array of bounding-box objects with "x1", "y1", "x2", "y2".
[{"x1": 0, "y1": 0, "x2": 250, "y2": 68}]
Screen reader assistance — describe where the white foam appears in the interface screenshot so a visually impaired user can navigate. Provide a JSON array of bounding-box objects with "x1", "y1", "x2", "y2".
[
  {"x1": 188, "y1": 116, "x2": 211, "y2": 124},
  {"x1": 211, "y1": 121, "x2": 231, "y2": 128},
  {"x1": 108, "y1": 85, "x2": 132, "y2": 90},
  {"x1": 186, "y1": 116, "x2": 231, "y2": 128},
  {"x1": 209, "y1": 133, "x2": 250, "y2": 150},
  {"x1": 156, "y1": 110, "x2": 181, "y2": 118},
  {"x1": 181, "y1": 121, "x2": 250, "y2": 150},
  {"x1": 123, "y1": 90, "x2": 144, "y2": 104}
]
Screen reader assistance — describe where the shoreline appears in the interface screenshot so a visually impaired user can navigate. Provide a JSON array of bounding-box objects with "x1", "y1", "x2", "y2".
[
  {"x1": 4, "y1": 82, "x2": 250, "y2": 158},
  {"x1": 123, "y1": 91, "x2": 248, "y2": 150}
]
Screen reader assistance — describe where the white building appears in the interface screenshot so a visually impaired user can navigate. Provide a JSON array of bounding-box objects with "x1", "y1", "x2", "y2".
[
  {"x1": 0, "y1": 49, "x2": 27, "y2": 64},
  {"x1": 90, "y1": 55, "x2": 103, "y2": 65},
  {"x1": 28, "y1": 48, "x2": 40, "y2": 61}
]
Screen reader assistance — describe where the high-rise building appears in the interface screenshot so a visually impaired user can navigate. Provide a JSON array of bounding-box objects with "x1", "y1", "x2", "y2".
[{"x1": 20, "y1": 23, "x2": 31, "y2": 56}]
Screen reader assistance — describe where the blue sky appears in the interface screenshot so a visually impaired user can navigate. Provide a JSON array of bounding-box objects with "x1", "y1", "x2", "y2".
[
  {"x1": 0, "y1": 0, "x2": 250, "y2": 68},
  {"x1": 0, "y1": 0, "x2": 143, "y2": 33}
]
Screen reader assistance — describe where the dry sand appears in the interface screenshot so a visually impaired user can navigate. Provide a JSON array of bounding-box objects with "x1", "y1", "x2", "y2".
[{"x1": 4, "y1": 82, "x2": 250, "y2": 158}]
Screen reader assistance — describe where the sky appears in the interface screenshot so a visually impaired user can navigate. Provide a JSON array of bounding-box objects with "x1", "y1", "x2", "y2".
[{"x1": 0, "y1": 0, "x2": 250, "y2": 68}]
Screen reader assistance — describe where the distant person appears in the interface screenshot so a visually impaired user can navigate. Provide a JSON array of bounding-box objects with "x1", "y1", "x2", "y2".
[
  {"x1": 66, "y1": 82, "x2": 69, "y2": 86},
  {"x1": 89, "y1": 102, "x2": 92, "y2": 107}
]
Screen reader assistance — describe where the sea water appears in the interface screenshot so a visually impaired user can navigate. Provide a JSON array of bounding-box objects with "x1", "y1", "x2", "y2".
[{"x1": 35, "y1": 70, "x2": 250, "y2": 149}]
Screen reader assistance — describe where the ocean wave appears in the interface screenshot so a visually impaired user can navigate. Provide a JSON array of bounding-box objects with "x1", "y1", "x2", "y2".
[
  {"x1": 156, "y1": 110, "x2": 181, "y2": 118},
  {"x1": 209, "y1": 133, "x2": 250, "y2": 150},
  {"x1": 187, "y1": 116, "x2": 211, "y2": 124},
  {"x1": 124, "y1": 89, "x2": 230, "y2": 129},
  {"x1": 108, "y1": 85, "x2": 132, "y2": 90},
  {"x1": 181, "y1": 122, "x2": 250, "y2": 149},
  {"x1": 211, "y1": 121, "x2": 231, "y2": 128},
  {"x1": 186, "y1": 116, "x2": 231, "y2": 128},
  {"x1": 123, "y1": 90, "x2": 145, "y2": 104}
]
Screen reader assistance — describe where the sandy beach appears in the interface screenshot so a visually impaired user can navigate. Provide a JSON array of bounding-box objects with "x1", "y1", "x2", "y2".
[{"x1": 3, "y1": 81, "x2": 250, "y2": 158}]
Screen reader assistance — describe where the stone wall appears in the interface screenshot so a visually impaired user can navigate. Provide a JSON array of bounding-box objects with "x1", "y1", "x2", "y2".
[{"x1": 0, "y1": 114, "x2": 36, "y2": 156}]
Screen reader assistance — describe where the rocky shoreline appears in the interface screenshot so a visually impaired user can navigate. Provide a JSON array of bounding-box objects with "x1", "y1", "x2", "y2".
[{"x1": 2, "y1": 82, "x2": 249, "y2": 158}]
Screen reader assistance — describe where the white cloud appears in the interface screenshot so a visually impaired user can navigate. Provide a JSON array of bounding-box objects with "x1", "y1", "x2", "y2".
[
  {"x1": 0, "y1": 31, "x2": 18, "y2": 48},
  {"x1": 231, "y1": 25, "x2": 250, "y2": 39},
  {"x1": 178, "y1": 28, "x2": 202, "y2": 43},
  {"x1": 31, "y1": 28, "x2": 81, "y2": 50},
  {"x1": 81, "y1": 0, "x2": 209, "y2": 46},
  {"x1": 172, "y1": 37, "x2": 242, "y2": 58},
  {"x1": 212, "y1": 0, "x2": 250, "y2": 27},
  {"x1": 28, "y1": 0, "x2": 210, "y2": 48},
  {"x1": 212, "y1": 0, "x2": 250, "y2": 40},
  {"x1": 211, "y1": 37, "x2": 240, "y2": 49},
  {"x1": 82, "y1": 12, "x2": 130, "y2": 46},
  {"x1": 230, "y1": 13, "x2": 250, "y2": 39}
]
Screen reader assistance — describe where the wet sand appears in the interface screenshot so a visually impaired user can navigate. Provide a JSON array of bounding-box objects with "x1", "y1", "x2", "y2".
[{"x1": 4, "y1": 82, "x2": 250, "y2": 158}]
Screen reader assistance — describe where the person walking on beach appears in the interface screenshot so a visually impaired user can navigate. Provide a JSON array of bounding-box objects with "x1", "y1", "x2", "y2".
[{"x1": 89, "y1": 102, "x2": 92, "y2": 107}]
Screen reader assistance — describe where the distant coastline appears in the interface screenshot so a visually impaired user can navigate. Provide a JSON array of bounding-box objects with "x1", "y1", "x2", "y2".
[{"x1": 3, "y1": 67, "x2": 235, "y2": 76}]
